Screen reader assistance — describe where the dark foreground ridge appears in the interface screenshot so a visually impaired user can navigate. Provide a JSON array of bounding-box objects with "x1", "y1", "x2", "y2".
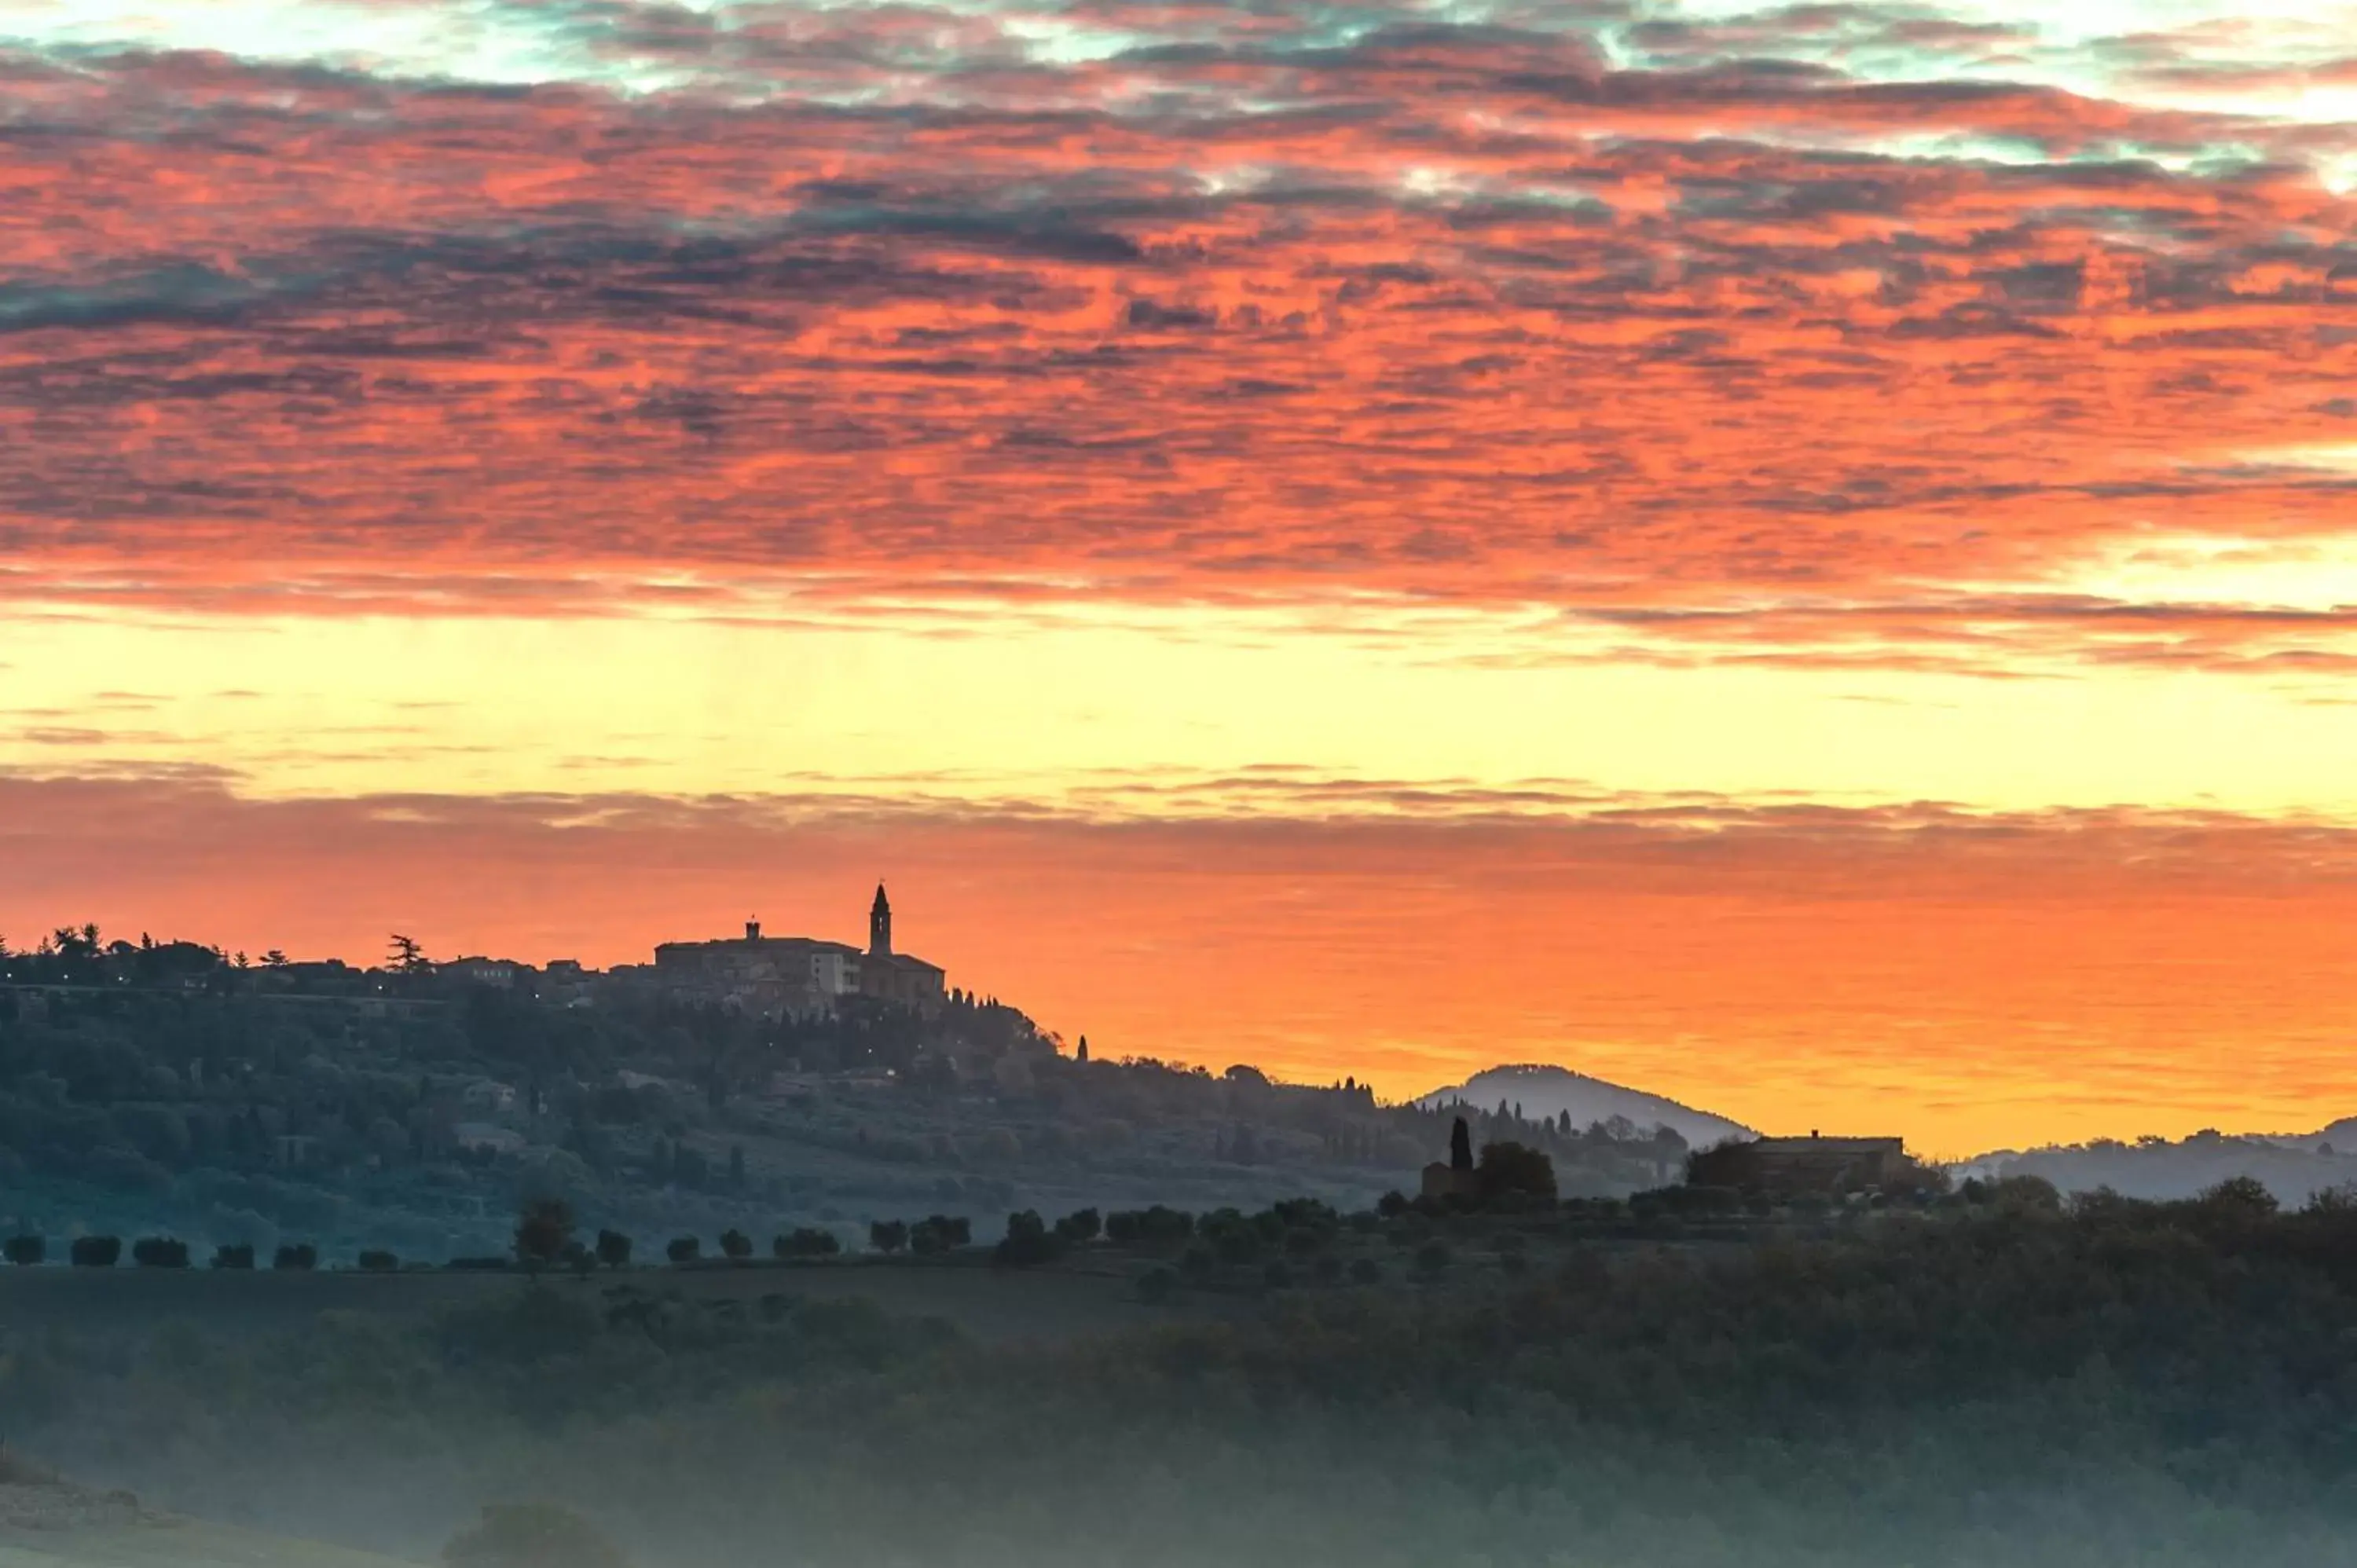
[{"x1": 8, "y1": 1178, "x2": 2357, "y2": 1568}]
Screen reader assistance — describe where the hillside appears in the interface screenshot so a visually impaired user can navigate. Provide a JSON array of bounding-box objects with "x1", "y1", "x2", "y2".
[
  {"x1": 1417, "y1": 1064, "x2": 1750, "y2": 1150},
  {"x1": 18, "y1": 1196, "x2": 2357, "y2": 1566},
  {"x1": 1970, "y1": 1121, "x2": 2357, "y2": 1205},
  {"x1": 0, "y1": 949, "x2": 1697, "y2": 1265}
]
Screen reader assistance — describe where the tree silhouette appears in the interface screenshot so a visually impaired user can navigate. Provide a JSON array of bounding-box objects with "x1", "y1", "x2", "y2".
[
  {"x1": 514, "y1": 1198, "x2": 576, "y2": 1273},
  {"x1": 1450, "y1": 1116, "x2": 1473, "y2": 1172},
  {"x1": 70, "y1": 1236, "x2": 121, "y2": 1268},
  {"x1": 1476, "y1": 1141, "x2": 1558, "y2": 1201},
  {"x1": 777, "y1": 1228, "x2": 841, "y2": 1258}
]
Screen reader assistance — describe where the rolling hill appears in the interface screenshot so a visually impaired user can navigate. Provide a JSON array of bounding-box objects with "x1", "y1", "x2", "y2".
[{"x1": 1417, "y1": 1064, "x2": 1752, "y2": 1150}]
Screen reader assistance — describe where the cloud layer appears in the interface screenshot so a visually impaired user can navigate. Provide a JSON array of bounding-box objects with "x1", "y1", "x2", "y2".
[{"x1": 2, "y1": 2, "x2": 2355, "y2": 672}]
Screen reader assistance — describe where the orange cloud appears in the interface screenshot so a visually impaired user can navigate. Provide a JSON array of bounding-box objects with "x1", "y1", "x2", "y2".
[{"x1": 0, "y1": 36, "x2": 2349, "y2": 674}]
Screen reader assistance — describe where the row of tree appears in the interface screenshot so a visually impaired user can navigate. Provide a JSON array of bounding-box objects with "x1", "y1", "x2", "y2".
[
  {"x1": 0, "y1": 1134, "x2": 1567, "y2": 1283},
  {"x1": 2, "y1": 1235, "x2": 335, "y2": 1269}
]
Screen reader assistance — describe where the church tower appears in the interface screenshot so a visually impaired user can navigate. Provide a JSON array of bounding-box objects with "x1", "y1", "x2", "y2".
[{"x1": 869, "y1": 883, "x2": 893, "y2": 957}]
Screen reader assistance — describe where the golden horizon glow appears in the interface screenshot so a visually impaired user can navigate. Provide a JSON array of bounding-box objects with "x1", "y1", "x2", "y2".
[{"x1": 13, "y1": 610, "x2": 2357, "y2": 819}]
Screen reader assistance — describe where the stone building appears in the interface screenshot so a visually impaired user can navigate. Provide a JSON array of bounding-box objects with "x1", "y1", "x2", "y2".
[
  {"x1": 653, "y1": 885, "x2": 945, "y2": 1019},
  {"x1": 1686, "y1": 1133, "x2": 1913, "y2": 1195}
]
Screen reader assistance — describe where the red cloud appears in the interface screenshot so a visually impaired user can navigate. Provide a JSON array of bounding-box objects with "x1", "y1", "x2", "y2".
[{"x1": 0, "y1": 28, "x2": 2351, "y2": 672}]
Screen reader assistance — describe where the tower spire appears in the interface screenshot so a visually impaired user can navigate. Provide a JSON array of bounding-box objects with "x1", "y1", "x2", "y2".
[{"x1": 869, "y1": 882, "x2": 892, "y2": 957}]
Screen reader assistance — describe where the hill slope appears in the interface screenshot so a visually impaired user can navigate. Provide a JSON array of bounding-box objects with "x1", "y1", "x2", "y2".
[
  {"x1": 1417, "y1": 1064, "x2": 1751, "y2": 1149},
  {"x1": 1968, "y1": 1119, "x2": 2357, "y2": 1205}
]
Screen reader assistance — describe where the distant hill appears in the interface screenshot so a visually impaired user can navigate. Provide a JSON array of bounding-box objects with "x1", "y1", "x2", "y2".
[
  {"x1": 1967, "y1": 1119, "x2": 2357, "y2": 1207},
  {"x1": 1416, "y1": 1064, "x2": 1752, "y2": 1150}
]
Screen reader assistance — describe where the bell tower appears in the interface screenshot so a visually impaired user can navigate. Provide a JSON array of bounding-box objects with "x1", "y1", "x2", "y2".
[{"x1": 869, "y1": 883, "x2": 893, "y2": 957}]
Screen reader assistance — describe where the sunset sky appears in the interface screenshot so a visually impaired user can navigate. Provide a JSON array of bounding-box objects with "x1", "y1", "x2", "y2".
[{"x1": 6, "y1": 0, "x2": 2357, "y2": 1153}]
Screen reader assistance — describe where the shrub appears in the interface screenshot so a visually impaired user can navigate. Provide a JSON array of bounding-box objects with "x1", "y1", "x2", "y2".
[
  {"x1": 994, "y1": 1210, "x2": 1062, "y2": 1268},
  {"x1": 1376, "y1": 1190, "x2": 1409, "y2": 1218},
  {"x1": 443, "y1": 1502, "x2": 631, "y2": 1568},
  {"x1": 2198, "y1": 1175, "x2": 2278, "y2": 1220},
  {"x1": 776, "y1": 1228, "x2": 841, "y2": 1258},
  {"x1": 1677, "y1": 1185, "x2": 1743, "y2": 1217},
  {"x1": 1142, "y1": 1206, "x2": 1194, "y2": 1244},
  {"x1": 1107, "y1": 1205, "x2": 1193, "y2": 1246},
  {"x1": 909, "y1": 1216, "x2": 966, "y2": 1255},
  {"x1": 718, "y1": 1229, "x2": 753, "y2": 1262},
  {"x1": 595, "y1": 1229, "x2": 632, "y2": 1269},
  {"x1": 1313, "y1": 1255, "x2": 1345, "y2": 1285},
  {"x1": 868, "y1": 1219, "x2": 908, "y2": 1255},
  {"x1": 1053, "y1": 1207, "x2": 1102, "y2": 1245},
  {"x1": 1138, "y1": 1266, "x2": 1178, "y2": 1304},
  {"x1": 1178, "y1": 1244, "x2": 1215, "y2": 1283},
  {"x1": 131, "y1": 1236, "x2": 189, "y2": 1269},
  {"x1": 3, "y1": 1235, "x2": 43, "y2": 1267},
  {"x1": 273, "y1": 1243, "x2": 318, "y2": 1271},
  {"x1": 513, "y1": 1199, "x2": 577, "y2": 1272},
  {"x1": 1350, "y1": 1257, "x2": 1383, "y2": 1285},
  {"x1": 1962, "y1": 1174, "x2": 2062, "y2": 1214},
  {"x1": 357, "y1": 1249, "x2": 399, "y2": 1273},
  {"x1": 211, "y1": 1243, "x2": 256, "y2": 1270},
  {"x1": 1476, "y1": 1141, "x2": 1558, "y2": 1202},
  {"x1": 665, "y1": 1236, "x2": 700, "y2": 1266},
  {"x1": 70, "y1": 1236, "x2": 121, "y2": 1269},
  {"x1": 1413, "y1": 1240, "x2": 1451, "y2": 1278},
  {"x1": 1210, "y1": 1226, "x2": 1262, "y2": 1267},
  {"x1": 1272, "y1": 1198, "x2": 1340, "y2": 1231}
]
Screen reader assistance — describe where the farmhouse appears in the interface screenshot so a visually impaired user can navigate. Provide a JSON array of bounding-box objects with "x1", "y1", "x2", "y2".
[{"x1": 1687, "y1": 1133, "x2": 1914, "y2": 1195}]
